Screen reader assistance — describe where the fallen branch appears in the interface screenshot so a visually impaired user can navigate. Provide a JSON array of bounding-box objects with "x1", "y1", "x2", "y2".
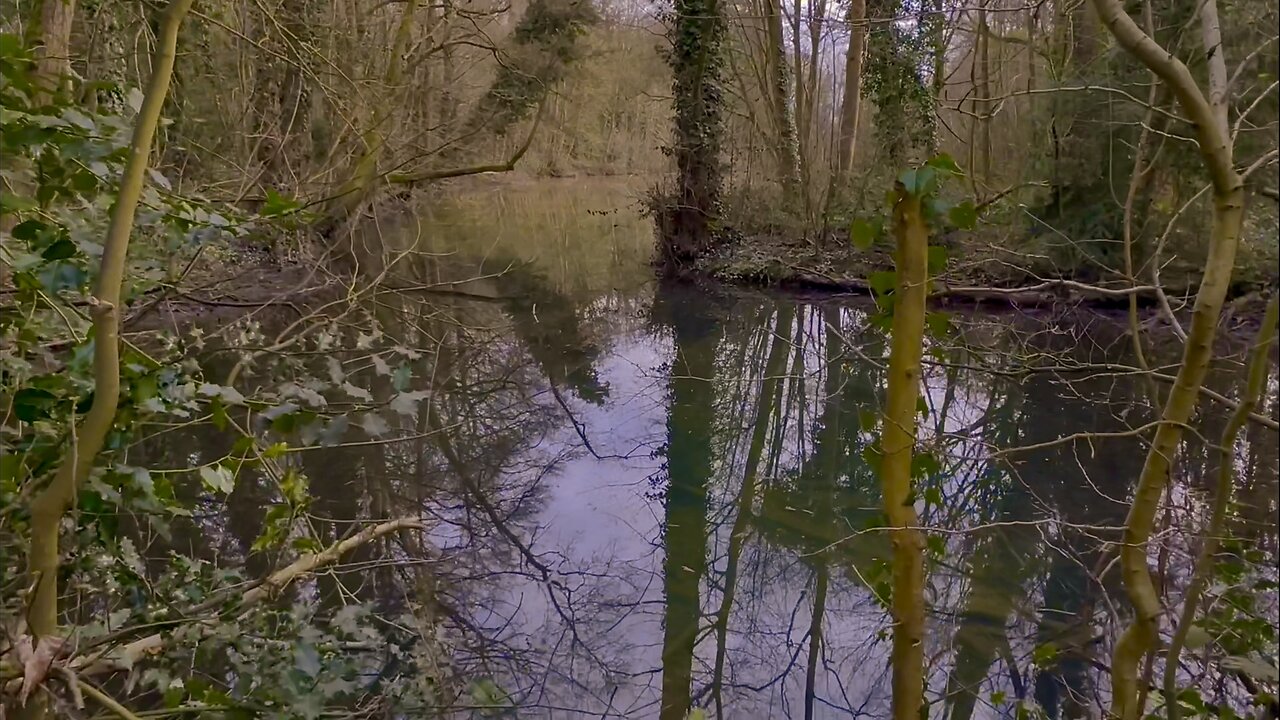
[
  {"x1": 43, "y1": 518, "x2": 423, "y2": 680},
  {"x1": 387, "y1": 100, "x2": 545, "y2": 187},
  {"x1": 733, "y1": 265, "x2": 1191, "y2": 308}
]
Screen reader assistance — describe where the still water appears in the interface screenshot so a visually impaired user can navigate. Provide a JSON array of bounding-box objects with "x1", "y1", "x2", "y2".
[{"x1": 135, "y1": 177, "x2": 1278, "y2": 718}]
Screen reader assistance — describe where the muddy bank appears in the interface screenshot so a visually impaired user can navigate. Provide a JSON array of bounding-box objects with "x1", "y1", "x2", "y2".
[{"x1": 689, "y1": 233, "x2": 1275, "y2": 317}]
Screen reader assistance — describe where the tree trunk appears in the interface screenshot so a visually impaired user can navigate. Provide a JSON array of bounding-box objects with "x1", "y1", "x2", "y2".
[
  {"x1": 22, "y1": 2, "x2": 193, "y2": 717},
  {"x1": 881, "y1": 186, "x2": 930, "y2": 720},
  {"x1": 32, "y1": 0, "x2": 78, "y2": 102},
  {"x1": 1087, "y1": 0, "x2": 1245, "y2": 716},
  {"x1": 661, "y1": 0, "x2": 726, "y2": 264},
  {"x1": 765, "y1": 0, "x2": 802, "y2": 205},
  {"x1": 832, "y1": 0, "x2": 866, "y2": 187}
]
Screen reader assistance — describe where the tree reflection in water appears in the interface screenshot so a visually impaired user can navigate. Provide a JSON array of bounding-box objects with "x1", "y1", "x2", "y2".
[{"x1": 128, "y1": 255, "x2": 1277, "y2": 717}]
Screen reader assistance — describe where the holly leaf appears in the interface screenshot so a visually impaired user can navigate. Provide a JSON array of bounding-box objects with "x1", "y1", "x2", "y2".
[{"x1": 199, "y1": 465, "x2": 235, "y2": 494}]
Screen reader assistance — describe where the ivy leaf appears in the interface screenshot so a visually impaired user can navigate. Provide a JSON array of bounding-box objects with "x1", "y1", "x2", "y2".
[
  {"x1": 899, "y1": 166, "x2": 940, "y2": 197},
  {"x1": 926, "y1": 533, "x2": 946, "y2": 557},
  {"x1": 62, "y1": 108, "x2": 96, "y2": 131},
  {"x1": 850, "y1": 218, "x2": 878, "y2": 251},
  {"x1": 468, "y1": 678, "x2": 511, "y2": 709},
  {"x1": 199, "y1": 465, "x2": 235, "y2": 494},
  {"x1": 948, "y1": 200, "x2": 978, "y2": 230}
]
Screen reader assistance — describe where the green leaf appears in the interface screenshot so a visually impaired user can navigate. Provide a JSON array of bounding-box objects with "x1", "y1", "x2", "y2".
[
  {"x1": 925, "y1": 311, "x2": 951, "y2": 338},
  {"x1": 125, "y1": 87, "x2": 145, "y2": 113},
  {"x1": 198, "y1": 383, "x2": 246, "y2": 406},
  {"x1": 390, "y1": 390, "x2": 430, "y2": 417},
  {"x1": 927, "y1": 245, "x2": 948, "y2": 274},
  {"x1": 923, "y1": 486, "x2": 943, "y2": 505},
  {"x1": 850, "y1": 218, "x2": 878, "y2": 251},
  {"x1": 14, "y1": 387, "x2": 58, "y2": 421},
  {"x1": 925, "y1": 153, "x2": 963, "y2": 176},
  {"x1": 392, "y1": 364, "x2": 413, "y2": 392},
  {"x1": 360, "y1": 413, "x2": 390, "y2": 437},
  {"x1": 916, "y1": 166, "x2": 939, "y2": 196},
  {"x1": 1220, "y1": 655, "x2": 1279, "y2": 683},
  {"x1": 261, "y1": 188, "x2": 301, "y2": 217},
  {"x1": 1183, "y1": 624, "x2": 1212, "y2": 650},
  {"x1": 468, "y1": 678, "x2": 511, "y2": 709},
  {"x1": 41, "y1": 238, "x2": 77, "y2": 260},
  {"x1": 868, "y1": 270, "x2": 896, "y2": 298},
  {"x1": 913, "y1": 452, "x2": 941, "y2": 478},
  {"x1": 294, "y1": 643, "x2": 323, "y2": 678},
  {"x1": 0, "y1": 193, "x2": 37, "y2": 214},
  {"x1": 62, "y1": 108, "x2": 96, "y2": 131},
  {"x1": 198, "y1": 465, "x2": 235, "y2": 494},
  {"x1": 11, "y1": 219, "x2": 46, "y2": 241},
  {"x1": 897, "y1": 169, "x2": 918, "y2": 195},
  {"x1": 1032, "y1": 643, "x2": 1059, "y2": 667},
  {"x1": 926, "y1": 533, "x2": 946, "y2": 556},
  {"x1": 948, "y1": 200, "x2": 978, "y2": 230},
  {"x1": 0, "y1": 33, "x2": 24, "y2": 61}
]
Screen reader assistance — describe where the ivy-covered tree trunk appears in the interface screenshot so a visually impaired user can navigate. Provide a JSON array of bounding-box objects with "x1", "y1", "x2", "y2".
[
  {"x1": 660, "y1": 0, "x2": 726, "y2": 265},
  {"x1": 31, "y1": 0, "x2": 77, "y2": 102}
]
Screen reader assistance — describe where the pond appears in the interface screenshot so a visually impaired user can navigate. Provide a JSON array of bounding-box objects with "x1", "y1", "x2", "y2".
[{"x1": 131, "y1": 177, "x2": 1279, "y2": 719}]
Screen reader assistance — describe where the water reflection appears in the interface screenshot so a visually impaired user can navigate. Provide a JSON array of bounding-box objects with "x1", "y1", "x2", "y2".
[{"x1": 125, "y1": 180, "x2": 1278, "y2": 718}]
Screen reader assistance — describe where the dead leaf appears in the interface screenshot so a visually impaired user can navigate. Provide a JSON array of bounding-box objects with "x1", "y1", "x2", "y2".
[{"x1": 15, "y1": 634, "x2": 67, "y2": 706}]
